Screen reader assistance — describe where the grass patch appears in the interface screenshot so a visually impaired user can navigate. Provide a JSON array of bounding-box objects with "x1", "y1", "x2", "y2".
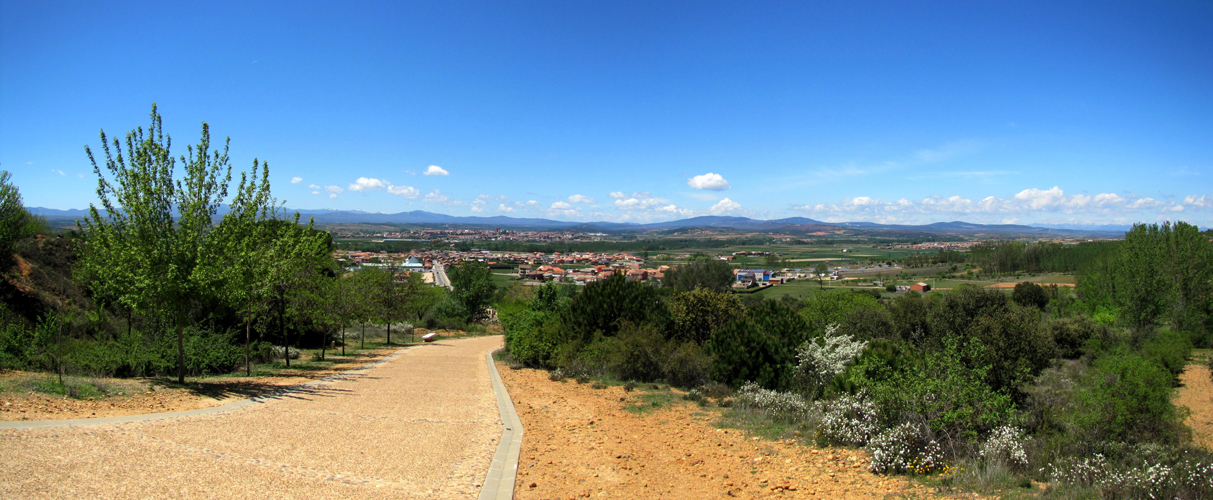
[{"x1": 0, "y1": 372, "x2": 145, "y2": 399}]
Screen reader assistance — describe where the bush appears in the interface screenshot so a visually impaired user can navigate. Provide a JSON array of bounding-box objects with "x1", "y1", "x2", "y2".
[
  {"x1": 867, "y1": 422, "x2": 947, "y2": 475},
  {"x1": 1047, "y1": 316, "x2": 1102, "y2": 359},
  {"x1": 707, "y1": 300, "x2": 807, "y2": 390},
  {"x1": 564, "y1": 272, "x2": 666, "y2": 342},
  {"x1": 1012, "y1": 281, "x2": 1049, "y2": 310},
  {"x1": 1072, "y1": 352, "x2": 1184, "y2": 445},
  {"x1": 601, "y1": 322, "x2": 667, "y2": 382},
  {"x1": 502, "y1": 309, "x2": 565, "y2": 368},
  {"x1": 666, "y1": 288, "x2": 744, "y2": 344},
  {"x1": 662, "y1": 341, "x2": 711, "y2": 388},
  {"x1": 795, "y1": 324, "x2": 867, "y2": 391},
  {"x1": 965, "y1": 306, "x2": 1053, "y2": 397}
]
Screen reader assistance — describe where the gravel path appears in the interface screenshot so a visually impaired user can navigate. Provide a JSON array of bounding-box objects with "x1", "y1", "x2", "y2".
[{"x1": 0, "y1": 335, "x2": 505, "y2": 499}]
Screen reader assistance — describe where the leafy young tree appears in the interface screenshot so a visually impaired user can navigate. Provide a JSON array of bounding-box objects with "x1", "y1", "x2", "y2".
[
  {"x1": 0, "y1": 170, "x2": 42, "y2": 268},
  {"x1": 663, "y1": 259, "x2": 735, "y2": 292},
  {"x1": 196, "y1": 160, "x2": 275, "y2": 376},
  {"x1": 447, "y1": 260, "x2": 495, "y2": 321},
  {"x1": 814, "y1": 262, "x2": 828, "y2": 290},
  {"x1": 79, "y1": 105, "x2": 233, "y2": 383}
]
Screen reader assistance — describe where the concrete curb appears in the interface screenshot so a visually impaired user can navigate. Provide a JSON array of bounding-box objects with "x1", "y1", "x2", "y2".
[
  {"x1": 0, "y1": 344, "x2": 419, "y2": 431},
  {"x1": 479, "y1": 347, "x2": 523, "y2": 500}
]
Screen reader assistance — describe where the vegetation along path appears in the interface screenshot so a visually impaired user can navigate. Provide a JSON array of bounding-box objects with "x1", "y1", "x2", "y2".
[{"x1": 0, "y1": 335, "x2": 505, "y2": 499}]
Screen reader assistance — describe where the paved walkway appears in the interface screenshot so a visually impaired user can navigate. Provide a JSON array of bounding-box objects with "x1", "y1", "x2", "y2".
[{"x1": 0, "y1": 335, "x2": 505, "y2": 499}]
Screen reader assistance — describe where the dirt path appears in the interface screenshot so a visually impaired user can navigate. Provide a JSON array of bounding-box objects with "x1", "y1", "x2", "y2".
[
  {"x1": 1175, "y1": 351, "x2": 1213, "y2": 449},
  {"x1": 498, "y1": 365, "x2": 940, "y2": 499},
  {"x1": 1, "y1": 335, "x2": 505, "y2": 499}
]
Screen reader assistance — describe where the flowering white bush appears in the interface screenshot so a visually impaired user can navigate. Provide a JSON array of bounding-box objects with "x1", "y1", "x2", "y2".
[
  {"x1": 817, "y1": 390, "x2": 880, "y2": 446},
  {"x1": 979, "y1": 425, "x2": 1028, "y2": 468},
  {"x1": 1043, "y1": 453, "x2": 1213, "y2": 498},
  {"x1": 735, "y1": 382, "x2": 815, "y2": 421},
  {"x1": 796, "y1": 324, "x2": 868, "y2": 387},
  {"x1": 867, "y1": 422, "x2": 947, "y2": 474}
]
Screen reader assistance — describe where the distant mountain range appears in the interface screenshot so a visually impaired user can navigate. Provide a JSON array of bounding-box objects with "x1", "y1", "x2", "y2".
[{"x1": 28, "y1": 206, "x2": 1131, "y2": 238}]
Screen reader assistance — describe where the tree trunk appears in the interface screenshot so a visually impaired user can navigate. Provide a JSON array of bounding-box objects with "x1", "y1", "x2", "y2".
[
  {"x1": 57, "y1": 319, "x2": 63, "y2": 386},
  {"x1": 280, "y1": 302, "x2": 289, "y2": 368},
  {"x1": 177, "y1": 322, "x2": 185, "y2": 384},
  {"x1": 361, "y1": 323, "x2": 365, "y2": 349},
  {"x1": 245, "y1": 319, "x2": 251, "y2": 377},
  {"x1": 341, "y1": 325, "x2": 345, "y2": 356},
  {"x1": 387, "y1": 321, "x2": 391, "y2": 345}
]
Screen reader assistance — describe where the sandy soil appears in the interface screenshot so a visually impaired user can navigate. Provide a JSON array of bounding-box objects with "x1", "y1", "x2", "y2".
[
  {"x1": 0, "y1": 346, "x2": 402, "y2": 421},
  {"x1": 985, "y1": 282, "x2": 1075, "y2": 289},
  {"x1": 498, "y1": 365, "x2": 943, "y2": 499},
  {"x1": 1, "y1": 335, "x2": 504, "y2": 499},
  {"x1": 1175, "y1": 354, "x2": 1213, "y2": 449}
]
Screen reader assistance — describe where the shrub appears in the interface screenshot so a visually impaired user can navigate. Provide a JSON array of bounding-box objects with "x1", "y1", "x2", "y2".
[
  {"x1": 707, "y1": 300, "x2": 807, "y2": 390},
  {"x1": 1047, "y1": 316, "x2": 1102, "y2": 359},
  {"x1": 1012, "y1": 282, "x2": 1049, "y2": 310},
  {"x1": 965, "y1": 306, "x2": 1053, "y2": 398},
  {"x1": 795, "y1": 324, "x2": 867, "y2": 391},
  {"x1": 502, "y1": 309, "x2": 565, "y2": 368},
  {"x1": 817, "y1": 390, "x2": 880, "y2": 446},
  {"x1": 798, "y1": 290, "x2": 884, "y2": 335},
  {"x1": 564, "y1": 272, "x2": 666, "y2": 342},
  {"x1": 885, "y1": 284, "x2": 897, "y2": 293},
  {"x1": 926, "y1": 285, "x2": 1009, "y2": 346},
  {"x1": 735, "y1": 382, "x2": 815, "y2": 422},
  {"x1": 601, "y1": 321, "x2": 667, "y2": 382},
  {"x1": 1072, "y1": 352, "x2": 1183, "y2": 445},
  {"x1": 979, "y1": 426, "x2": 1028, "y2": 470},
  {"x1": 666, "y1": 288, "x2": 744, "y2": 344},
  {"x1": 867, "y1": 422, "x2": 947, "y2": 475},
  {"x1": 662, "y1": 341, "x2": 711, "y2": 389}
]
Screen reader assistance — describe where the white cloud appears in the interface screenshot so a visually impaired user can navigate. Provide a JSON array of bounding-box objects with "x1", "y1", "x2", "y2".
[
  {"x1": 614, "y1": 192, "x2": 666, "y2": 211},
  {"x1": 53, "y1": 169, "x2": 65, "y2": 176},
  {"x1": 687, "y1": 172, "x2": 732, "y2": 191},
  {"x1": 1013, "y1": 186, "x2": 1065, "y2": 210},
  {"x1": 423, "y1": 190, "x2": 448, "y2": 203},
  {"x1": 308, "y1": 184, "x2": 320, "y2": 189},
  {"x1": 325, "y1": 185, "x2": 344, "y2": 194},
  {"x1": 311, "y1": 191, "x2": 320, "y2": 195},
  {"x1": 1183, "y1": 195, "x2": 1210, "y2": 208},
  {"x1": 470, "y1": 205, "x2": 484, "y2": 213},
  {"x1": 388, "y1": 185, "x2": 420, "y2": 198},
  {"x1": 424, "y1": 165, "x2": 449, "y2": 176},
  {"x1": 551, "y1": 201, "x2": 572, "y2": 209},
  {"x1": 609, "y1": 191, "x2": 627, "y2": 199},
  {"x1": 349, "y1": 177, "x2": 387, "y2": 191},
  {"x1": 329, "y1": 193, "x2": 338, "y2": 199},
  {"x1": 515, "y1": 200, "x2": 538, "y2": 208},
  {"x1": 498, "y1": 204, "x2": 514, "y2": 213},
  {"x1": 290, "y1": 177, "x2": 303, "y2": 184},
  {"x1": 710, "y1": 198, "x2": 742, "y2": 215},
  {"x1": 568, "y1": 194, "x2": 595, "y2": 203},
  {"x1": 792, "y1": 186, "x2": 1198, "y2": 224}
]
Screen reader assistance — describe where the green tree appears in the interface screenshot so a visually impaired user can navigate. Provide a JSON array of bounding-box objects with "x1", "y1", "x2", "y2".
[
  {"x1": 813, "y1": 262, "x2": 828, "y2": 289},
  {"x1": 1078, "y1": 222, "x2": 1213, "y2": 331},
  {"x1": 663, "y1": 259, "x2": 735, "y2": 292},
  {"x1": 0, "y1": 170, "x2": 44, "y2": 268},
  {"x1": 253, "y1": 218, "x2": 332, "y2": 366},
  {"x1": 706, "y1": 300, "x2": 808, "y2": 390},
  {"x1": 78, "y1": 105, "x2": 233, "y2": 383},
  {"x1": 447, "y1": 260, "x2": 496, "y2": 321},
  {"x1": 195, "y1": 160, "x2": 276, "y2": 375},
  {"x1": 666, "y1": 287, "x2": 744, "y2": 344},
  {"x1": 565, "y1": 271, "x2": 666, "y2": 342},
  {"x1": 1012, "y1": 281, "x2": 1049, "y2": 310}
]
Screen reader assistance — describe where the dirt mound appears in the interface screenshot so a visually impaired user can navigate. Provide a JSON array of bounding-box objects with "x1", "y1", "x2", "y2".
[{"x1": 499, "y1": 365, "x2": 943, "y2": 499}]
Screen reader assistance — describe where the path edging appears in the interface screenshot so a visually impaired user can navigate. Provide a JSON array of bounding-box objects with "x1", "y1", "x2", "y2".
[
  {"x1": 0, "y1": 345, "x2": 418, "y2": 430},
  {"x1": 479, "y1": 347, "x2": 523, "y2": 500}
]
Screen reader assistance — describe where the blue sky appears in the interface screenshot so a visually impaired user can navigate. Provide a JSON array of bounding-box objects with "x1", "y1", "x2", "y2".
[{"x1": 2, "y1": 1, "x2": 1211, "y2": 226}]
